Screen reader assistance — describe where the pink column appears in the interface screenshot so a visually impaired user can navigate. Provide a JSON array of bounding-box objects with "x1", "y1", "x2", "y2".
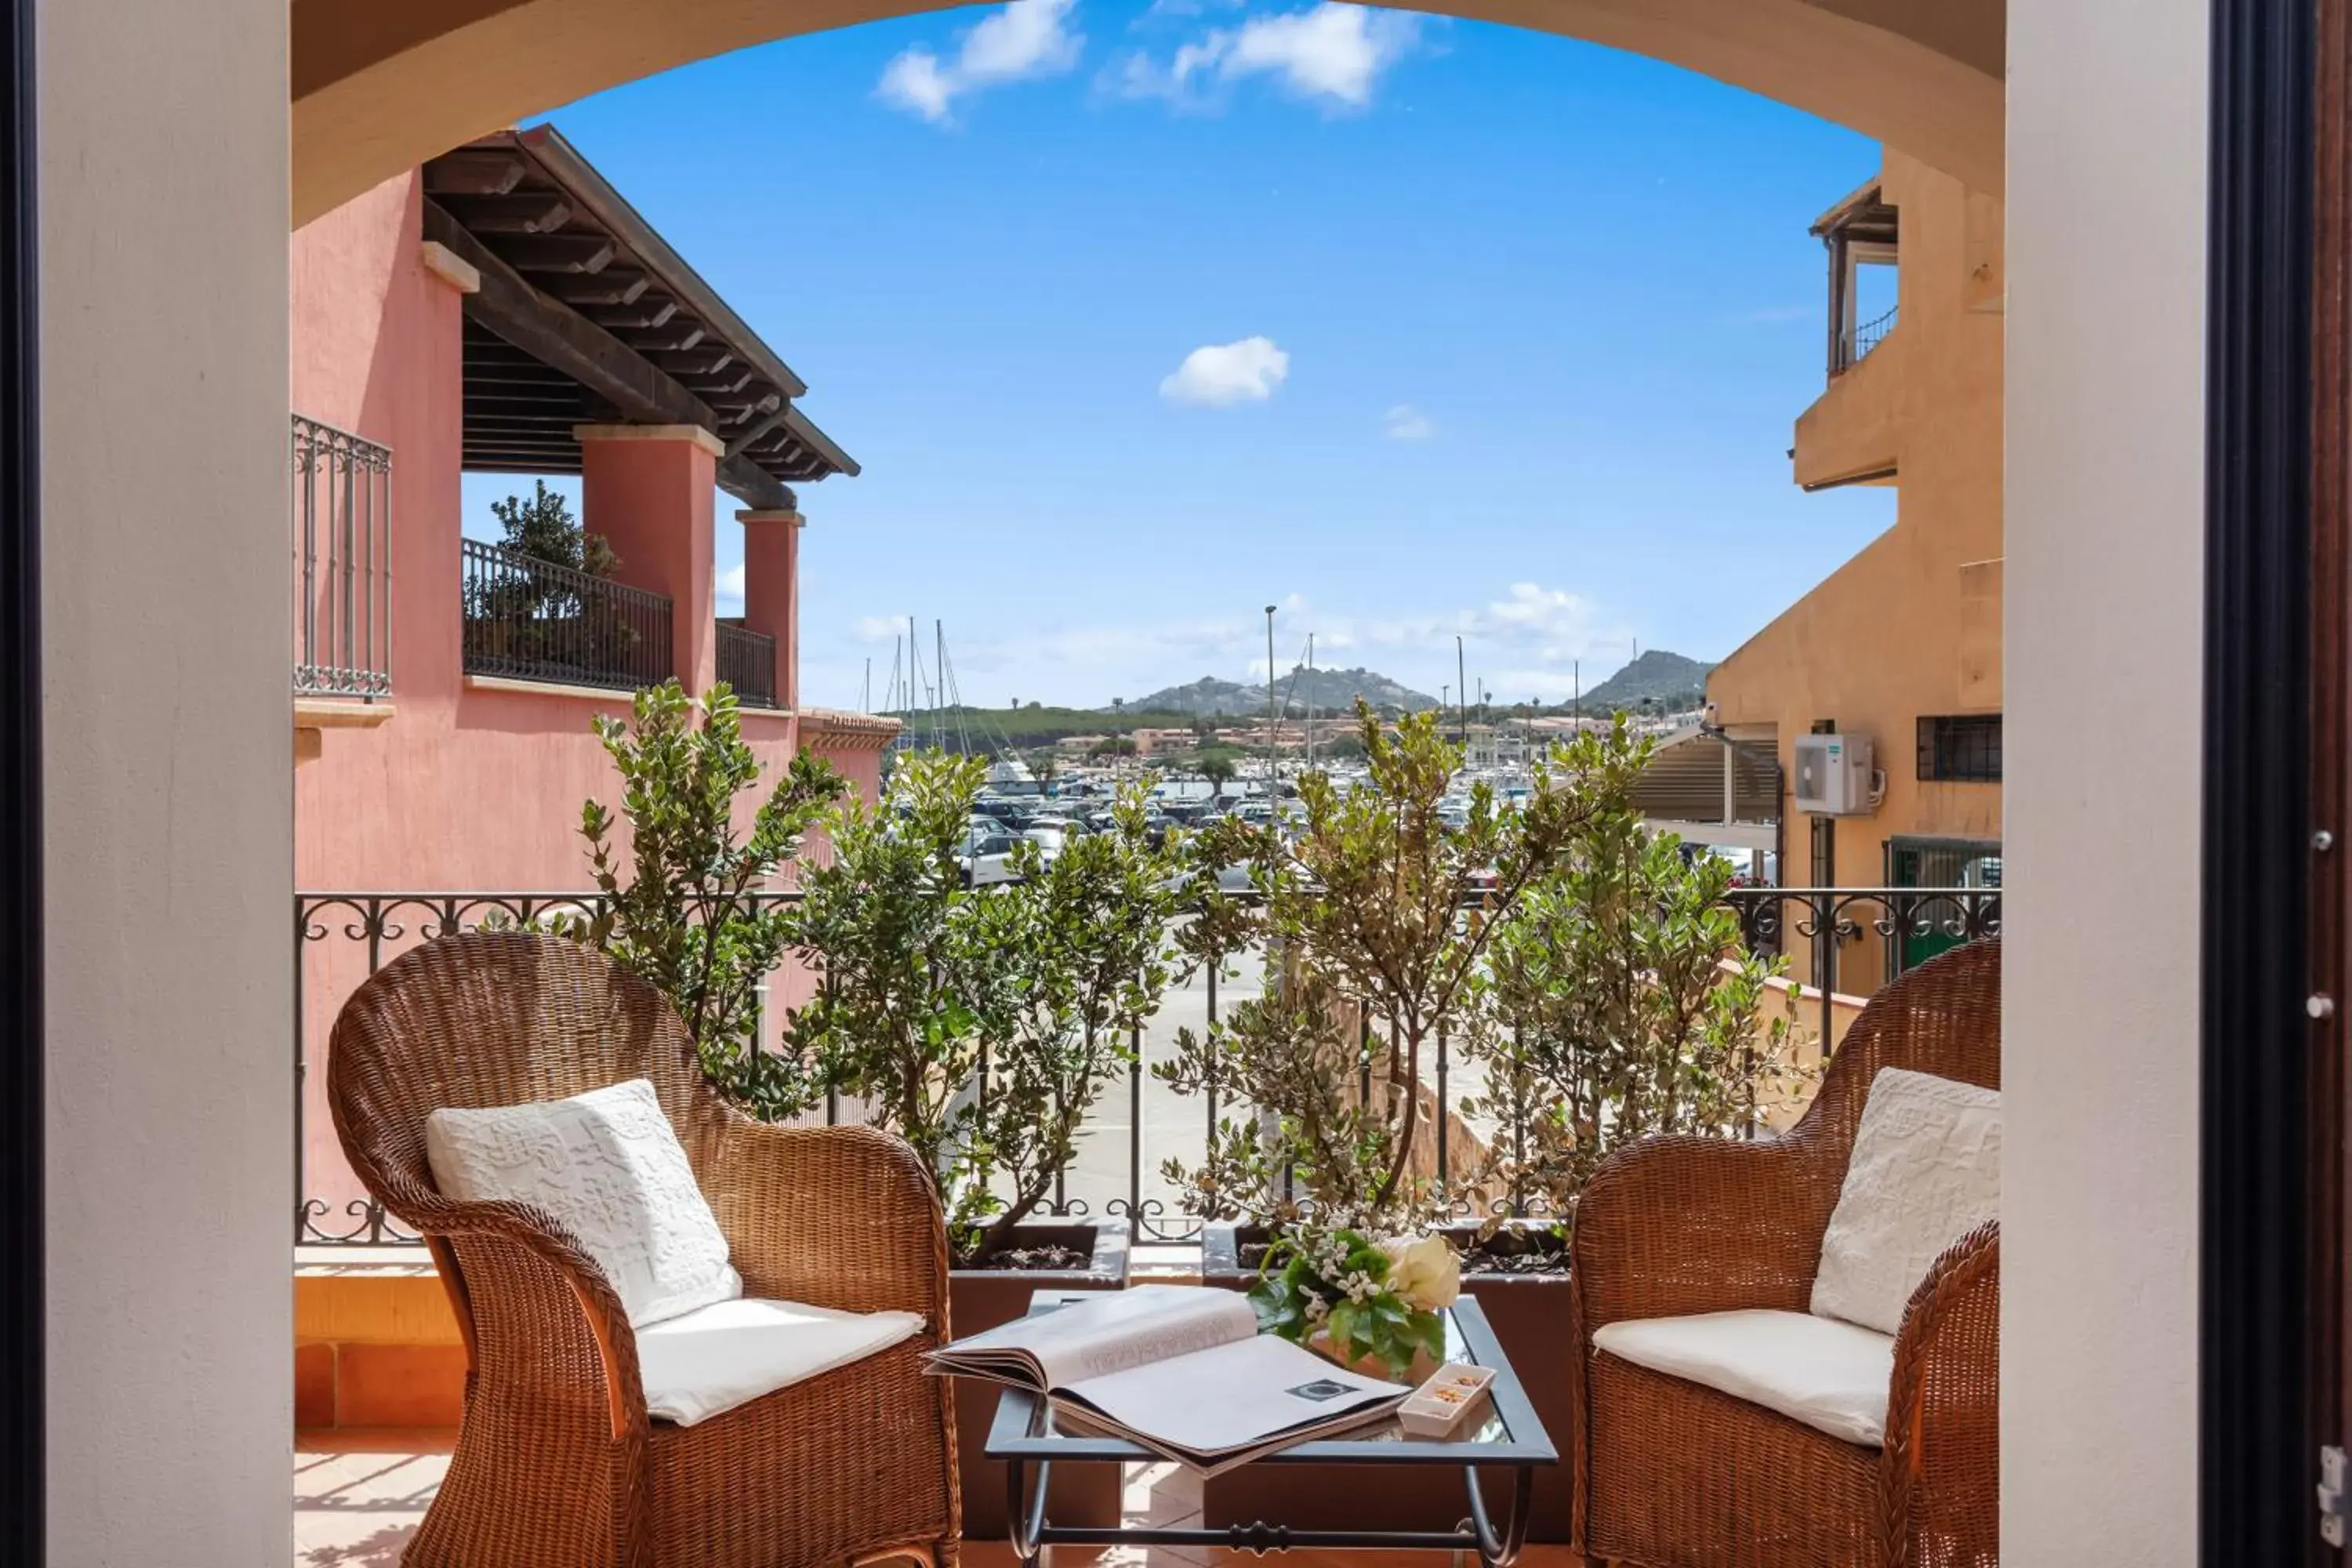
[
  {"x1": 736, "y1": 506, "x2": 801, "y2": 710},
  {"x1": 575, "y1": 423, "x2": 720, "y2": 695}
]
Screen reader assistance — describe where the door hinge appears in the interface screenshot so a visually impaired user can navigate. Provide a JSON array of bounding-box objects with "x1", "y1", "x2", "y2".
[{"x1": 2321, "y1": 1444, "x2": 2347, "y2": 1548}]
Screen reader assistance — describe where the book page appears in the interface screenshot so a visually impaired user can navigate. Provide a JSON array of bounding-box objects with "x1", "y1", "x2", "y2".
[
  {"x1": 1058, "y1": 1332, "x2": 1406, "y2": 1461},
  {"x1": 942, "y1": 1284, "x2": 1259, "y2": 1388}
]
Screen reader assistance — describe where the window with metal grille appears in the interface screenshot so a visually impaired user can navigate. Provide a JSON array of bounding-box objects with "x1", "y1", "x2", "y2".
[{"x1": 1916, "y1": 714, "x2": 2002, "y2": 782}]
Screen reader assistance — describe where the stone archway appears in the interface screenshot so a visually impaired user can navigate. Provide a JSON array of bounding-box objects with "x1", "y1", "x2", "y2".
[{"x1": 292, "y1": 0, "x2": 2002, "y2": 227}]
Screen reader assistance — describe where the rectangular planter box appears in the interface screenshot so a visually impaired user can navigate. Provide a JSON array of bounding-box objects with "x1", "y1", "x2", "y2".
[
  {"x1": 1198, "y1": 1220, "x2": 1573, "y2": 1544},
  {"x1": 949, "y1": 1218, "x2": 1131, "y2": 1541}
]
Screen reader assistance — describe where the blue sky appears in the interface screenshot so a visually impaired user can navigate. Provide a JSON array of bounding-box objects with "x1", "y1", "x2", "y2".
[{"x1": 461, "y1": 0, "x2": 1895, "y2": 710}]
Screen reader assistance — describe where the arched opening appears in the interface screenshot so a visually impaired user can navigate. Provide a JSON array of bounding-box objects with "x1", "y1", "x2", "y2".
[
  {"x1": 285, "y1": 2, "x2": 2020, "y2": 1563},
  {"x1": 290, "y1": 0, "x2": 2002, "y2": 223},
  {"x1": 16, "y1": 0, "x2": 2254, "y2": 1556}
]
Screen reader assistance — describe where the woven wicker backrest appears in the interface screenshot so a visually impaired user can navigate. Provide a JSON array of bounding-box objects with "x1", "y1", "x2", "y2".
[
  {"x1": 1787, "y1": 936, "x2": 2001, "y2": 1160},
  {"x1": 328, "y1": 931, "x2": 726, "y2": 1213}
]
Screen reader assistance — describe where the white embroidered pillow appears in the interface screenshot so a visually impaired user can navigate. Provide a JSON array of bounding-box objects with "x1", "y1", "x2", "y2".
[
  {"x1": 426, "y1": 1077, "x2": 741, "y2": 1329},
  {"x1": 1809, "y1": 1067, "x2": 2000, "y2": 1335}
]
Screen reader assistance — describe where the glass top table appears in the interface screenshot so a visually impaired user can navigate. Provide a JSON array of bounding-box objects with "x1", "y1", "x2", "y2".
[{"x1": 983, "y1": 1290, "x2": 1556, "y2": 1566}]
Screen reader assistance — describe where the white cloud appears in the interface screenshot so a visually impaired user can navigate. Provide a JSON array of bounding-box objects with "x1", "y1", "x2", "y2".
[
  {"x1": 1484, "y1": 582, "x2": 1582, "y2": 633},
  {"x1": 1225, "y1": 4, "x2": 1417, "y2": 104},
  {"x1": 1160, "y1": 336, "x2": 1290, "y2": 406},
  {"x1": 879, "y1": 0, "x2": 1083, "y2": 124},
  {"x1": 717, "y1": 564, "x2": 746, "y2": 614},
  {"x1": 1382, "y1": 403, "x2": 1435, "y2": 441},
  {"x1": 1110, "y1": 2, "x2": 1419, "y2": 111}
]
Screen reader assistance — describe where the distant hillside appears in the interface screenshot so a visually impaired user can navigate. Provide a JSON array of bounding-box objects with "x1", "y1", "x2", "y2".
[
  {"x1": 881, "y1": 703, "x2": 1203, "y2": 751},
  {"x1": 1578, "y1": 650, "x2": 1715, "y2": 712},
  {"x1": 1123, "y1": 666, "x2": 1439, "y2": 717}
]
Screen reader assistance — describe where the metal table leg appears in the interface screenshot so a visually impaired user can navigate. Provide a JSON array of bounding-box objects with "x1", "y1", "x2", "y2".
[
  {"x1": 1461, "y1": 1464, "x2": 1534, "y2": 1568},
  {"x1": 1006, "y1": 1456, "x2": 1051, "y2": 1568},
  {"x1": 1006, "y1": 1461, "x2": 1535, "y2": 1567}
]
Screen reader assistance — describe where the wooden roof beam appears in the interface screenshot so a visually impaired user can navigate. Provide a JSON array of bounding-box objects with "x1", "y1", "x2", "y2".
[
  {"x1": 428, "y1": 201, "x2": 709, "y2": 423},
  {"x1": 423, "y1": 151, "x2": 526, "y2": 198},
  {"x1": 438, "y1": 192, "x2": 574, "y2": 234},
  {"x1": 645, "y1": 348, "x2": 734, "y2": 378},
  {"x1": 545, "y1": 270, "x2": 651, "y2": 307},
  {"x1": 684, "y1": 368, "x2": 755, "y2": 397},
  {"x1": 426, "y1": 198, "x2": 797, "y2": 509},
  {"x1": 590, "y1": 300, "x2": 681, "y2": 332},
  {"x1": 723, "y1": 399, "x2": 789, "y2": 459},
  {"x1": 498, "y1": 233, "x2": 615, "y2": 274}
]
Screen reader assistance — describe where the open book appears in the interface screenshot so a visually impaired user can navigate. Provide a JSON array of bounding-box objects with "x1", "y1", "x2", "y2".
[{"x1": 927, "y1": 1285, "x2": 1410, "y2": 1475}]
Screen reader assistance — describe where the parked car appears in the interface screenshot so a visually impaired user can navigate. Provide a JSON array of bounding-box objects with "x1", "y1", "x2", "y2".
[
  {"x1": 957, "y1": 826, "x2": 1023, "y2": 887},
  {"x1": 1022, "y1": 822, "x2": 1070, "y2": 868}
]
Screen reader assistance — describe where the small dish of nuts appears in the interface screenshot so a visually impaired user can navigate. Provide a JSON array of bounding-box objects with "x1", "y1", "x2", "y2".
[{"x1": 1397, "y1": 1362, "x2": 1498, "y2": 1437}]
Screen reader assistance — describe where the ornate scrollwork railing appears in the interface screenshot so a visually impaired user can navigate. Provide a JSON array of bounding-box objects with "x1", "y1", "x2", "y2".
[{"x1": 294, "y1": 884, "x2": 1997, "y2": 1246}]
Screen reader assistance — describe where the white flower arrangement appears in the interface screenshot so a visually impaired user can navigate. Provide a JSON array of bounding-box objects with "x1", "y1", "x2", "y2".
[{"x1": 1250, "y1": 1225, "x2": 1456, "y2": 1379}]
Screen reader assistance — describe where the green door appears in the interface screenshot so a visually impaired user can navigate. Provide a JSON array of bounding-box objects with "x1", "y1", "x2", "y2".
[{"x1": 1885, "y1": 837, "x2": 2002, "y2": 978}]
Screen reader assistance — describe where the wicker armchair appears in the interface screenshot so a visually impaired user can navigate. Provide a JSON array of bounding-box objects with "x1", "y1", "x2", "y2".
[
  {"x1": 328, "y1": 931, "x2": 960, "y2": 1568},
  {"x1": 1569, "y1": 937, "x2": 2000, "y2": 1568}
]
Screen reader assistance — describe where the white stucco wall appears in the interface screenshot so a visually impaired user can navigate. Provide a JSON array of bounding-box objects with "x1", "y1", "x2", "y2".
[
  {"x1": 2004, "y1": 0, "x2": 2208, "y2": 1559},
  {"x1": 37, "y1": 0, "x2": 293, "y2": 1561}
]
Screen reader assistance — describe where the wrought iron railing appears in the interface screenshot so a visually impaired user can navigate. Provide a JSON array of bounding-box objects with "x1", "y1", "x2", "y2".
[
  {"x1": 459, "y1": 539, "x2": 671, "y2": 691},
  {"x1": 1855, "y1": 303, "x2": 1898, "y2": 361},
  {"x1": 291, "y1": 416, "x2": 393, "y2": 699},
  {"x1": 716, "y1": 621, "x2": 779, "y2": 708},
  {"x1": 293, "y1": 884, "x2": 1999, "y2": 1247}
]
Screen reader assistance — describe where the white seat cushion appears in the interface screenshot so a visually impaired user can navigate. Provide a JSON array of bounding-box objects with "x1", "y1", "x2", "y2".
[
  {"x1": 426, "y1": 1077, "x2": 741, "y2": 1329},
  {"x1": 1810, "y1": 1067, "x2": 2002, "y2": 1334},
  {"x1": 636, "y1": 1298, "x2": 924, "y2": 1427},
  {"x1": 1592, "y1": 1308, "x2": 1895, "y2": 1447}
]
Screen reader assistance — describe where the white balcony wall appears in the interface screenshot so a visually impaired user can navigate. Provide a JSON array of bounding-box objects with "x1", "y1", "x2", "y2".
[
  {"x1": 2005, "y1": 0, "x2": 2208, "y2": 1559},
  {"x1": 36, "y1": 0, "x2": 293, "y2": 1561}
]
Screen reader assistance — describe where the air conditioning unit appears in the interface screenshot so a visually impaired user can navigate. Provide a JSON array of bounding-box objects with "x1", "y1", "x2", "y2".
[{"x1": 1794, "y1": 732, "x2": 1878, "y2": 815}]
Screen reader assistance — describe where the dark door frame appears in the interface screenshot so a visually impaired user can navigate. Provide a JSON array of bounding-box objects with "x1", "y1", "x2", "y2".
[
  {"x1": 0, "y1": 0, "x2": 2338, "y2": 1561},
  {"x1": 2204, "y1": 0, "x2": 2333, "y2": 1561},
  {"x1": 0, "y1": 0, "x2": 41, "y2": 1555}
]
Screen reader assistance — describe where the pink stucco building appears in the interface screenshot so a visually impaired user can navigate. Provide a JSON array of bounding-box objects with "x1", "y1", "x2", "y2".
[{"x1": 290, "y1": 126, "x2": 892, "y2": 1232}]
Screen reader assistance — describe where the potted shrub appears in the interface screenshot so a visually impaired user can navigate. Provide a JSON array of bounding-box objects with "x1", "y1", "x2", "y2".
[
  {"x1": 572, "y1": 681, "x2": 846, "y2": 1116},
  {"x1": 1460, "y1": 804, "x2": 1811, "y2": 1218},
  {"x1": 1429, "y1": 799, "x2": 1808, "y2": 1541},
  {"x1": 784, "y1": 753, "x2": 1188, "y2": 1532},
  {"x1": 1155, "y1": 704, "x2": 1642, "y2": 1537}
]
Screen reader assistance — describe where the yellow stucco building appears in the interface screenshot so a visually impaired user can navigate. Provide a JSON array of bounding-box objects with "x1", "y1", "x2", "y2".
[{"x1": 1708, "y1": 149, "x2": 2005, "y2": 992}]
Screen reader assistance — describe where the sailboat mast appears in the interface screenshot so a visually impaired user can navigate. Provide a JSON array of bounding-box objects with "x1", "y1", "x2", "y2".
[{"x1": 1305, "y1": 633, "x2": 1315, "y2": 769}]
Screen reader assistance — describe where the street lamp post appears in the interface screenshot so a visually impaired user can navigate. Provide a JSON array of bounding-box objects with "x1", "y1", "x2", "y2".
[
  {"x1": 1456, "y1": 634, "x2": 1468, "y2": 747},
  {"x1": 1264, "y1": 604, "x2": 1278, "y2": 792}
]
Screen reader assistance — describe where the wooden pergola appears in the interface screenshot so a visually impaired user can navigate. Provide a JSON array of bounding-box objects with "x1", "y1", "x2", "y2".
[
  {"x1": 1809, "y1": 176, "x2": 1899, "y2": 382},
  {"x1": 421, "y1": 125, "x2": 855, "y2": 511}
]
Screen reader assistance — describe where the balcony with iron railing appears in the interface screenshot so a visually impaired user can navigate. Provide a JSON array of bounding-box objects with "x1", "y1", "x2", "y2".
[
  {"x1": 459, "y1": 537, "x2": 673, "y2": 691},
  {"x1": 716, "y1": 619, "x2": 779, "y2": 708},
  {"x1": 290, "y1": 416, "x2": 393, "y2": 702},
  {"x1": 1795, "y1": 292, "x2": 1903, "y2": 490},
  {"x1": 292, "y1": 881, "x2": 1999, "y2": 1247}
]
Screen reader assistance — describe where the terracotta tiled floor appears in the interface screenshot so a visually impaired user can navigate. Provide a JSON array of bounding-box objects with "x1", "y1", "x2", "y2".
[{"x1": 295, "y1": 1432, "x2": 1586, "y2": 1568}]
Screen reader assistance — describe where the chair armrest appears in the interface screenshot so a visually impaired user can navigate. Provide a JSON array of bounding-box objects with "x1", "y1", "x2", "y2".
[
  {"x1": 372, "y1": 1181, "x2": 649, "y2": 1443},
  {"x1": 702, "y1": 1121, "x2": 952, "y2": 1332},
  {"x1": 1879, "y1": 1221, "x2": 1998, "y2": 1563},
  {"x1": 1571, "y1": 1132, "x2": 1846, "y2": 1332}
]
